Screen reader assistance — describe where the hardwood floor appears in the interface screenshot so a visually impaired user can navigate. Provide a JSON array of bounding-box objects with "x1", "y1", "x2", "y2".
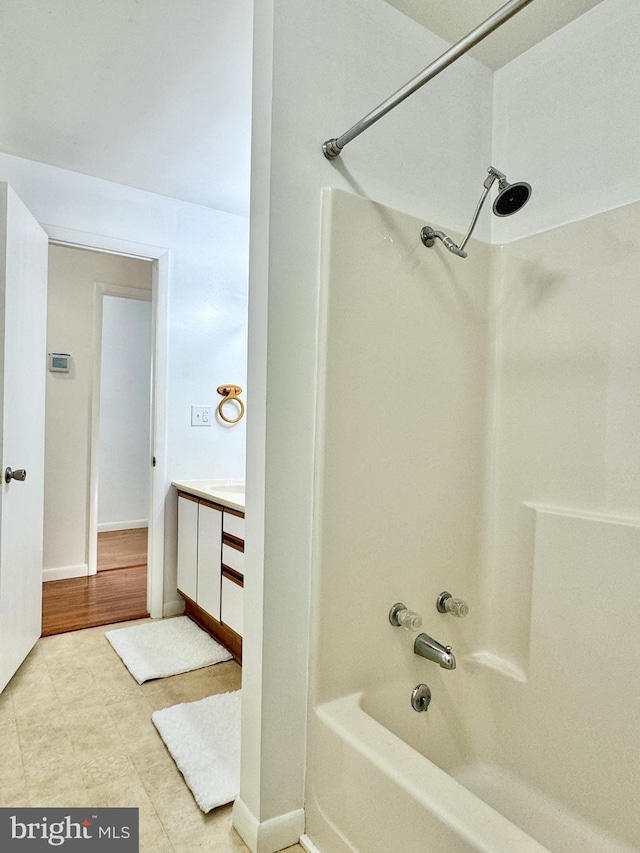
[
  {"x1": 41, "y1": 565, "x2": 149, "y2": 636},
  {"x1": 97, "y1": 527, "x2": 148, "y2": 570},
  {"x1": 42, "y1": 528, "x2": 149, "y2": 636}
]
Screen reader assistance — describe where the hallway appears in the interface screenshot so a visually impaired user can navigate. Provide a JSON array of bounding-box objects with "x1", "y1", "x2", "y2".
[{"x1": 0, "y1": 619, "x2": 303, "y2": 853}]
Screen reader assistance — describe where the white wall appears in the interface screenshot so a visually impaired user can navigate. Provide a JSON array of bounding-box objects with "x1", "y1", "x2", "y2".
[
  {"x1": 492, "y1": 0, "x2": 640, "y2": 243},
  {"x1": 238, "y1": 0, "x2": 493, "y2": 848},
  {"x1": 98, "y1": 295, "x2": 153, "y2": 531},
  {"x1": 45, "y1": 246, "x2": 152, "y2": 578},
  {"x1": 0, "y1": 152, "x2": 249, "y2": 605}
]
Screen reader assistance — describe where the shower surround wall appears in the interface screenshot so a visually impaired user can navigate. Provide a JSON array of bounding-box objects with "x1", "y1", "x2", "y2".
[
  {"x1": 307, "y1": 189, "x2": 640, "y2": 853},
  {"x1": 312, "y1": 188, "x2": 492, "y2": 705}
]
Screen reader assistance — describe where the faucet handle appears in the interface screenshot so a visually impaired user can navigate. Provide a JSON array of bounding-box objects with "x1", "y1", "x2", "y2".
[
  {"x1": 436, "y1": 591, "x2": 469, "y2": 618},
  {"x1": 389, "y1": 602, "x2": 423, "y2": 632}
]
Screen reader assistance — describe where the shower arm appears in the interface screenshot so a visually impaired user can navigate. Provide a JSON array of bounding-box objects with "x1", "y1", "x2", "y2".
[
  {"x1": 458, "y1": 167, "x2": 505, "y2": 251},
  {"x1": 458, "y1": 184, "x2": 491, "y2": 252},
  {"x1": 322, "y1": 0, "x2": 535, "y2": 160},
  {"x1": 421, "y1": 167, "x2": 503, "y2": 257}
]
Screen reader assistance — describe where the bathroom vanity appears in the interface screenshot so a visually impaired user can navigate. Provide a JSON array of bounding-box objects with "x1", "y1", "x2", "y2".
[{"x1": 173, "y1": 481, "x2": 245, "y2": 663}]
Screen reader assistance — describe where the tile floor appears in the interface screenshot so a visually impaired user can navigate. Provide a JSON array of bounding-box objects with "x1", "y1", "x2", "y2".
[{"x1": 0, "y1": 618, "x2": 306, "y2": 853}]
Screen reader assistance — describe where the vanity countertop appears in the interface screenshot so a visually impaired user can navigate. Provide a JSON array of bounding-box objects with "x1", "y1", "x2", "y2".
[{"x1": 173, "y1": 479, "x2": 245, "y2": 512}]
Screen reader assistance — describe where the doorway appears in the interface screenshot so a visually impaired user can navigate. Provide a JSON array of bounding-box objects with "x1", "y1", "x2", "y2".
[
  {"x1": 94, "y1": 290, "x2": 153, "y2": 576},
  {"x1": 41, "y1": 245, "x2": 155, "y2": 635}
]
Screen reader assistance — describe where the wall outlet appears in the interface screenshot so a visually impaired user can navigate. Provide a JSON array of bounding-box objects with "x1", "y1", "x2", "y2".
[{"x1": 191, "y1": 405, "x2": 213, "y2": 426}]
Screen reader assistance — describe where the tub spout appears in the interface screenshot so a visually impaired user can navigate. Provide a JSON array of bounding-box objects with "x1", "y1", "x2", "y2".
[{"x1": 414, "y1": 632, "x2": 456, "y2": 670}]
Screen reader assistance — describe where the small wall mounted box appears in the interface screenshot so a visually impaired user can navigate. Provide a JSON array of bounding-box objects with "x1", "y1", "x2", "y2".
[{"x1": 48, "y1": 353, "x2": 71, "y2": 372}]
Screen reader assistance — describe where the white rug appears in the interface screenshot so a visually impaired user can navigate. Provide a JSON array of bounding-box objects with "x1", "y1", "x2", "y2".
[
  {"x1": 105, "y1": 616, "x2": 233, "y2": 683},
  {"x1": 152, "y1": 690, "x2": 241, "y2": 812}
]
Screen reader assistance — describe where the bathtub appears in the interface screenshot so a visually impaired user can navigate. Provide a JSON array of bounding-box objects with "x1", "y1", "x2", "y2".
[{"x1": 305, "y1": 691, "x2": 637, "y2": 853}]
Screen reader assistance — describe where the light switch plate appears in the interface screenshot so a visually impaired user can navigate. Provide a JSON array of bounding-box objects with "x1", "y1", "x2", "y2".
[{"x1": 191, "y1": 405, "x2": 213, "y2": 426}]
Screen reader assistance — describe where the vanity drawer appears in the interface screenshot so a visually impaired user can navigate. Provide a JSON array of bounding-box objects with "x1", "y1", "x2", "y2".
[
  {"x1": 223, "y1": 509, "x2": 245, "y2": 542},
  {"x1": 221, "y1": 574, "x2": 243, "y2": 636},
  {"x1": 222, "y1": 542, "x2": 244, "y2": 576}
]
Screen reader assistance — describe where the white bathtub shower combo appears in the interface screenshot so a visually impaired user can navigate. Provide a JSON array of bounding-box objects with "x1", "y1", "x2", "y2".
[
  {"x1": 304, "y1": 187, "x2": 640, "y2": 853},
  {"x1": 293, "y1": 2, "x2": 640, "y2": 849}
]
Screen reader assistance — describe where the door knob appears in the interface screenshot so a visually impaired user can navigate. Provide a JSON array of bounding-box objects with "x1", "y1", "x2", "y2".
[{"x1": 5, "y1": 467, "x2": 26, "y2": 483}]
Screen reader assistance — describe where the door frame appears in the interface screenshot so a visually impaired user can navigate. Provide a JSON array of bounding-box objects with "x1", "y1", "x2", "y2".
[
  {"x1": 46, "y1": 226, "x2": 169, "y2": 619},
  {"x1": 88, "y1": 282, "x2": 153, "y2": 579}
]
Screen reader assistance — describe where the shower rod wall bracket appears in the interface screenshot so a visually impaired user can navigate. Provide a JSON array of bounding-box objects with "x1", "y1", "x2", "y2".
[
  {"x1": 321, "y1": 0, "x2": 535, "y2": 160},
  {"x1": 322, "y1": 139, "x2": 342, "y2": 159}
]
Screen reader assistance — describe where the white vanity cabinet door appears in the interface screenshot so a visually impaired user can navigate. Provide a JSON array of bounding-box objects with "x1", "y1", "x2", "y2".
[
  {"x1": 177, "y1": 496, "x2": 198, "y2": 601},
  {"x1": 197, "y1": 502, "x2": 223, "y2": 618},
  {"x1": 221, "y1": 575, "x2": 243, "y2": 636}
]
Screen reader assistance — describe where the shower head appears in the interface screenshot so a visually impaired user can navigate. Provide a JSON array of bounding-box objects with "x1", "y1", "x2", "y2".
[
  {"x1": 492, "y1": 180, "x2": 532, "y2": 217},
  {"x1": 421, "y1": 165, "x2": 532, "y2": 259}
]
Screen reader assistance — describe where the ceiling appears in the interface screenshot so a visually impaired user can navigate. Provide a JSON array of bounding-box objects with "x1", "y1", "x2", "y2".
[
  {"x1": 0, "y1": 0, "x2": 253, "y2": 217},
  {"x1": 0, "y1": 1, "x2": 604, "y2": 216},
  {"x1": 384, "y1": 0, "x2": 605, "y2": 70}
]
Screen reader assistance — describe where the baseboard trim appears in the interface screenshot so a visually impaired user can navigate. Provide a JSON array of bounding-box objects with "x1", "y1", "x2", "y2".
[
  {"x1": 299, "y1": 835, "x2": 322, "y2": 853},
  {"x1": 43, "y1": 564, "x2": 89, "y2": 582},
  {"x1": 184, "y1": 595, "x2": 242, "y2": 663},
  {"x1": 97, "y1": 520, "x2": 148, "y2": 533},
  {"x1": 232, "y1": 798, "x2": 305, "y2": 853}
]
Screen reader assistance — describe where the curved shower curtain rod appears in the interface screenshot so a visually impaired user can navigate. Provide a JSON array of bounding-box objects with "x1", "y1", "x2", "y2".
[{"x1": 322, "y1": 0, "x2": 535, "y2": 160}]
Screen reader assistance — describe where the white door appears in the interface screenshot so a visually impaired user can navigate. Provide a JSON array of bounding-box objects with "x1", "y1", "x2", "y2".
[{"x1": 0, "y1": 183, "x2": 48, "y2": 693}]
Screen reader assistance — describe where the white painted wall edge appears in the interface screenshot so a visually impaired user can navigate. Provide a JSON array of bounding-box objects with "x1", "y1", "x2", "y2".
[
  {"x1": 45, "y1": 225, "x2": 167, "y2": 259},
  {"x1": 97, "y1": 283, "x2": 152, "y2": 302},
  {"x1": 97, "y1": 520, "x2": 148, "y2": 533},
  {"x1": 148, "y1": 253, "x2": 170, "y2": 620},
  {"x1": 232, "y1": 798, "x2": 304, "y2": 853},
  {"x1": 43, "y1": 565, "x2": 88, "y2": 582},
  {"x1": 163, "y1": 599, "x2": 184, "y2": 618}
]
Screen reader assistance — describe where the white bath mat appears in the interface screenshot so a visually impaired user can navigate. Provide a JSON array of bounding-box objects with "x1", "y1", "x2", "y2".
[
  {"x1": 105, "y1": 616, "x2": 232, "y2": 683},
  {"x1": 152, "y1": 690, "x2": 241, "y2": 812}
]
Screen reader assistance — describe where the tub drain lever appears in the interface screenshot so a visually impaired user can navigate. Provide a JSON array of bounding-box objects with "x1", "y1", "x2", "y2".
[{"x1": 411, "y1": 684, "x2": 432, "y2": 713}]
